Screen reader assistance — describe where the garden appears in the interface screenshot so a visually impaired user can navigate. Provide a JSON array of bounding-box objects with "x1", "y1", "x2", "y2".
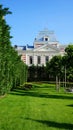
[
  {"x1": 0, "y1": 83, "x2": 73, "y2": 130},
  {"x1": 0, "y1": 5, "x2": 73, "y2": 130}
]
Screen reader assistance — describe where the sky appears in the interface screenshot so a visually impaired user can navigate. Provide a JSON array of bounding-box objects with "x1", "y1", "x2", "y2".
[{"x1": 0, "y1": 0, "x2": 73, "y2": 46}]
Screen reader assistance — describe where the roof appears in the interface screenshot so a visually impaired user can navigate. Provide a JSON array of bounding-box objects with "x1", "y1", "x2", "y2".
[
  {"x1": 27, "y1": 44, "x2": 34, "y2": 49},
  {"x1": 34, "y1": 28, "x2": 57, "y2": 42}
]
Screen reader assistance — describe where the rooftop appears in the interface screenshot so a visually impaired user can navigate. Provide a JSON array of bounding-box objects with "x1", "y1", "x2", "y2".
[{"x1": 34, "y1": 28, "x2": 57, "y2": 42}]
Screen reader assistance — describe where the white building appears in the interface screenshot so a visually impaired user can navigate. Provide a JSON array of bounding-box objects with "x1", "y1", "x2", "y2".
[{"x1": 16, "y1": 28, "x2": 67, "y2": 66}]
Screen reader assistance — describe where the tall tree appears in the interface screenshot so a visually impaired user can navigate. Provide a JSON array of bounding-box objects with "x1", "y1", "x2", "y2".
[
  {"x1": 0, "y1": 5, "x2": 27, "y2": 95},
  {"x1": 0, "y1": 5, "x2": 12, "y2": 94}
]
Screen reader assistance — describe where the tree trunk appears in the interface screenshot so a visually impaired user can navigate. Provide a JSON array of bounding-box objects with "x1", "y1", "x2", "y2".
[
  {"x1": 56, "y1": 75, "x2": 58, "y2": 91},
  {"x1": 58, "y1": 77, "x2": 60, "y2": 92},
  {"x1": 65, "y1": 66, "x2": 66, "y2": 91}
]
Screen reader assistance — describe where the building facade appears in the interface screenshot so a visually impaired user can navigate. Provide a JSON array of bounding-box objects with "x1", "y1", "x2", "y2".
[{"x1": 16, "y1": 28, "x2": 67, "y2": 66}]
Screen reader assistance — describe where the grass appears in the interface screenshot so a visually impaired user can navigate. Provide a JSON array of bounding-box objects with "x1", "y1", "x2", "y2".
[{"x1": 0, "y1": 83, "x2": 73, "y2": 130}]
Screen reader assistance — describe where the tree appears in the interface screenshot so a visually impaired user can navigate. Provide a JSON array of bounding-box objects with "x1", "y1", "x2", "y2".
[
  {"x1": 0, "y1": 5, "x2": 12, "y2": 94},
  {"x1": 28, "y1": 65, "x2": 36, "y2": 81},
  {"x1": 0, "y1": 5, "x2": 27, "y2": 95},
  {"x1": 65, "y1": 44, "x2": 73, "y2": 68},
  {"x1": 46, "y1": 55, "x2": 62, "y2": 91},
  {"x1": 62, "y1": 45, "x2": 73, "y2": 83}
]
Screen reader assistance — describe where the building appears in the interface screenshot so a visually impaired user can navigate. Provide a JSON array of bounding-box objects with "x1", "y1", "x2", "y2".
[{"x1": 15, "y1": 28, "x2": 67, "y2": 66}]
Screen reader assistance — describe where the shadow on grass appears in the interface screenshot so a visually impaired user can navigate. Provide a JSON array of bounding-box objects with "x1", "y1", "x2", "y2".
[
  {"x1": 33, "y1": 84, "x2": 55, "y2": 88},
  {"x1": 25, "y1": 118, "x2": 73, "y2": 129},
  {"x1": 67, "y1": 104, "x2": 73, "y2": 107},
  {"x1": 10, "y1": 89, "x2": 73, "y2": 100}
]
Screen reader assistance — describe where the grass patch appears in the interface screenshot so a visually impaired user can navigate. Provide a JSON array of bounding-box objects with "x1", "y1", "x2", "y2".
[{"x1": 0, "y1": 83, "x2": 73, "y2": 130}]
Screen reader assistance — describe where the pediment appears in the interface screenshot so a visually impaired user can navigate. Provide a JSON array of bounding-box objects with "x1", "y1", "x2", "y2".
[{"x1": 34, "y1": 43, "x2": 59, "y2": 52}]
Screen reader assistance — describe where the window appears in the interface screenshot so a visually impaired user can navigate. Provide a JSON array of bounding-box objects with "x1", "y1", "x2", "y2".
[
  {"x1": 45, "y1": 56, "x2": 49, "y2": 63},
  {"x1": 29, "y1": 56, "x2": 33, "y2": 64},
  {"x1": 45, "y1": 38, "x2": 48, "y2": 41},
  {"x1": 37, "y1": 56, "x2": 41, "y2": 64}
]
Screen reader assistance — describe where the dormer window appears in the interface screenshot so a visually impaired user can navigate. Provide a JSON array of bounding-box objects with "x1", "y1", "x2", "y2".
[
  {"x1": 44, "y1": 36, "x2": 49, "y2": 41},
  {"x1": 45, "y1": 38, "x2": 48, "y2": 41}
]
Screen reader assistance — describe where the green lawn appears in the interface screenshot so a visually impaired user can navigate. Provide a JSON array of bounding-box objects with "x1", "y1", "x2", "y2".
[{"x1": 0, "y1": 83, "x2": 73, "y2": 130}]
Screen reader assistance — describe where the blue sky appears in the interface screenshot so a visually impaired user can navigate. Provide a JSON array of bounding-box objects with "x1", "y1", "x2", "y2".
[{"x1": 0, "y1": 0, "x2": 73, "y2": 46}]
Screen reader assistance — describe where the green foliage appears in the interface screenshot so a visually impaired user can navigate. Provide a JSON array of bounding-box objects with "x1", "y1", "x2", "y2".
[
  {"x1": 0, "y1": 5, "x2": 27, "y2": 95},
  {"x1": 62, "y1": 44, "x2": 73, "y2": 82},
  {"x1": 28, "y1": 65, "x2": 48, "y2": 82},
  {"x1": 46, "y1": 55, "x2": 62, "y2": 77},
  {"x1": 64, "y1": 44, "x2": 73, "y2": 68}
]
